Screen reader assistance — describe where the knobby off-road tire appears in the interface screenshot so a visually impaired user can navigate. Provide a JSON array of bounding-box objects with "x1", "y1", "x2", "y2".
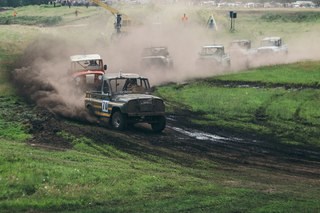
[
  {"x1": 111, "y1": 111, "x2": 127, "y2": 130},
  {"x1": 86, "y1": 105, "x2": 95, "y2": 116},
  {"x1": 151, "y1": 116, "x2": 166, "y2": 133}
]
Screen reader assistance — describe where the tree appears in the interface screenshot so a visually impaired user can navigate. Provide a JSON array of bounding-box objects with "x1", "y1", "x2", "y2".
[
  {"x1": 7, "y1": 0, "x2": 22, "y2": 7},
  {"x1": 0, "y1": 0, "x2": 52, "y2": 7},
  {"x1": 0, "y1": 0, "x2": 8, "y2": 7}
]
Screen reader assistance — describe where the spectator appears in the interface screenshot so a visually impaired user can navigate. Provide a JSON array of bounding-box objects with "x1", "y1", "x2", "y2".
[{"x1": 181, "y1": 13, "x2": 188, "y2": 25}]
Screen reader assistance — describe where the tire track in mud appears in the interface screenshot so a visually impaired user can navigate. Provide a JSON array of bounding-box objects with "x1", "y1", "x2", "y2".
[
  {"x1": 20, "y1": 98, "x2": 320, "y2": 179},
  {"x1": 204, "y1": 79, "x2": 320, "y2": 90},
  {"x1": 126, "y1": 115, "x2": 320, "y2": 179},
  {"x1": 25, "y1": 105, "x2": 320, "y2": 179}
]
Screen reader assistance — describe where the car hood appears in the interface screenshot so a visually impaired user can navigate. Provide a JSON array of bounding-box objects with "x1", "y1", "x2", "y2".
[{"x1": 113, "y1": 93, "x2": 163, "y2": 102}]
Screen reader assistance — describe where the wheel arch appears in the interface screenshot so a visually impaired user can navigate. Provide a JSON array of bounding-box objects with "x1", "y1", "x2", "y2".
[
  {"x1": 109, "y1": 106, "x2": 123, "y2": 124},
  {"x1": 111, "y1": 106, "x2": 122, "y2": 115},
  {"x1": 85, "y1": 103, "x2": 93, "y2": 109}
]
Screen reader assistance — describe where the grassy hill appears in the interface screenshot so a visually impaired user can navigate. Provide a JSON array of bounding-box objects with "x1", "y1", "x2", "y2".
[{"x1": 156, "y1": 62, "x2": 320, "y2": 147}]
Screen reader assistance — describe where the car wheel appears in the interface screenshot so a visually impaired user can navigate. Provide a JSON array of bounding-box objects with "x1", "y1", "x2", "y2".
[
  {"x1": 111, "y1": 111, "x2": 127, "y2": 130},
  {"x1": 86, "y1": 105, "x2": 95, "y2": 116},
  {"x1": 151, "y1": 116, "x2": 166, "y2": 133}
]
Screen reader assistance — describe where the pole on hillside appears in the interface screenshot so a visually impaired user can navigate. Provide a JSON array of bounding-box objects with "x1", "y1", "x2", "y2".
[{"x1": 229, "y1": 11, "x2": 237, "y2": 32}]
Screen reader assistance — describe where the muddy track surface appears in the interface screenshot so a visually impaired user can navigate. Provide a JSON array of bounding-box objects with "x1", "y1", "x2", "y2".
[
  {"x1": 29, "y1": 107, "x2": 320, "y2": 180},
  {"x1": 204, "y1": 79, "x2": 320, "y2": 90}
]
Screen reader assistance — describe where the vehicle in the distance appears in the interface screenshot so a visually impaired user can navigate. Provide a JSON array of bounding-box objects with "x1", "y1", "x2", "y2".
[
  {"x1": 197, "y1": 45, "x2": 231, "y2": 68},
  {"x1": 69, "y1": 54, "x2": 107, "y2": 92},
  {"x1": 229, "y1": 39, "x2": 251, "y2": 51},
  {"x1": 255, "y1": 37, "x2": 288, "y2": 55},
  {"x1": 141, "y1": 46, "x2": 173, "y2": 70},
  {"x1": 84, "y1": 72, "x2": 166, "y2": 132},
  {"x1": 247, "y1": 37, "x2": 288, "y2": 67},
  {"x1": 228, "y1": 39, "x2": 252, "y2": 69}
]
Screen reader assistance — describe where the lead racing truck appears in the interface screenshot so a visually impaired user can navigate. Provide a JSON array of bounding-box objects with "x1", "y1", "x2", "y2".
[{"x1": 85, "y1": 73, "x2": 166, "y2": 132}]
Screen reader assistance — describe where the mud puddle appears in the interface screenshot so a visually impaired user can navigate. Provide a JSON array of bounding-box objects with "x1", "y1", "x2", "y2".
[{"x1": 168, "y1": 126, "x2": 242, "y2": 143}]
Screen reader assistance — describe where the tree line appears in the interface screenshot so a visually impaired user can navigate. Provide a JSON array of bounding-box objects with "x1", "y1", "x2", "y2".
[{"x1": 0, "y1": 0, "x2": 57, "y2": 7}]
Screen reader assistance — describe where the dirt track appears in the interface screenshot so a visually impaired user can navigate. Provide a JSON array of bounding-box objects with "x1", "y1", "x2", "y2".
[{"x1": 27, "y1": 106, "x2": 320, "y2": 180}]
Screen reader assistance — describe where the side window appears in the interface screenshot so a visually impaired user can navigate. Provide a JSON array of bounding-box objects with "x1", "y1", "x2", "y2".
[
  {"x1": 137, "y1": 79, "x2": 142, "y2": 87},
  {"x1": 103, "y1": 81, "x2": 109, "y2": 94},
  {"x1": 141, "y1": 79, "x2": 150, "y2": 90}
]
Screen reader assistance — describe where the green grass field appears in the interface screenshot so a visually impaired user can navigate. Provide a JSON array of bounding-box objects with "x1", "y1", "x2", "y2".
[
  {"x1": 157, "y1": 62, "x2": 320, "y2": 146},
  {"x1": 0, "y1": 5, "x2": 100, "y2": 26},
  {"x1": 1, "y1": 4, "x2": 320, "y2": 212},
  {"x1": 214, "y1": 61, "x2": 320, "y2": 85},
  {"x1": 1, "y1": 136, "x2": 319, "y2": 212}
]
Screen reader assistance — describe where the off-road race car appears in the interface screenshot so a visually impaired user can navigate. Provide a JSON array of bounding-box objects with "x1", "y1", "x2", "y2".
[
  {"x1": 141, "y1": 47, "x2": 173, "y2": 69},
  {"x1": 69, "y1": 54, "x2": 107, "y2": 92},
  {"x1": 247, "y1": 37, "x2": 288, "y2": 66},
  {"x1": 84, "y1": 72, "x2": 166, "y2": 132},
  {"x1": 255, "y1": 37, "x2": 288, "y2": 55},
  {"x1": 197, "y1": 45, "x2": 231, "y2": 68},
  {"x1": 228, "y1": 40, "x2": 252, "y2": 69},
  {"x1": 229, "y1": 39, "x2": 251, "y2": 51}
]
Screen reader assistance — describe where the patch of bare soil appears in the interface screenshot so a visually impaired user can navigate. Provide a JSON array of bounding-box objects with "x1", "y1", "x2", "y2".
[
  {"x1": 27, "y1": 108, "x2": 73, "y2": 150},
  {"x1": 204, "y1": 79, "x2": 320, "y2": 90}
]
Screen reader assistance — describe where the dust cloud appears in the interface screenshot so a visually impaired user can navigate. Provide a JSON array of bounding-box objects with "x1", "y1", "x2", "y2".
[
  {"x1": 11, "y1": 3, "x2": 320, "y2": 120},
  {"x1": 102, "y1": 4, "x2": 236, "y2": 85},
  {"x1": 13, "y1": 36, "x2": 97, "y2": 121}
]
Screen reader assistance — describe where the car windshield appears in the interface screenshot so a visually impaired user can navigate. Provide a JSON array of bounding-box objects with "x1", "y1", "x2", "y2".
[
  {"x1": 71, "y1": 59, "x2": 103, "y2": 72},
  {"x1": 231, "y1": 41, "x2": 250, "y2": 49},
  {"x1": 200, "y1": 47, "x2": 224, "y2": 56},
  {"x1": 142, "y1": 47, "x2": 169, "y2": 57},
  {"x1": 261, "y1": 39, "x2": 281, "y2": 47},
  {"x1": 109, "y1": 78, "x2": 150, "y2": 94}
]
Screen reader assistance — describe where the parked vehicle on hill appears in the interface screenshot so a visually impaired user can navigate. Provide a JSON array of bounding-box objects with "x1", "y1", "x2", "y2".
[{"x1": 84, "y1": 72, "x2": 166, "y2": 132}]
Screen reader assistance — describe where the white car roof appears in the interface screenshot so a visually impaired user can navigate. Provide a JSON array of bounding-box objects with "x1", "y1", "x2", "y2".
[
  {"x1": 141, "y1": 56, "x2": 166, "y2": 59},
  {"x1": 70, "y1": 54, "x2": 102, "y2": 62},
  {"x1": 144, "y1": 47, "x2": 167, "y2": 50},
  {"x1": 231, "y1": 39, "x2": 250, "y2": 43},
  {"x1": 262, "y1": 37, "x2": 281, "y2": 41},
  {"x1": 258, "y1": 46, "x2": 279, "y2": 50},
  {"x1": 202, "y1": 45, "x2": 224, "y2": 48}
]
